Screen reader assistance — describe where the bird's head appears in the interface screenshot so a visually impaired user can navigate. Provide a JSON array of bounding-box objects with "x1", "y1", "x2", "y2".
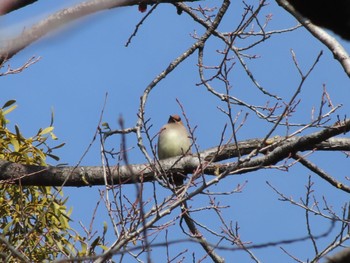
[{"x1": 168, "y1": 114, "x2": 182, "y2": 124}]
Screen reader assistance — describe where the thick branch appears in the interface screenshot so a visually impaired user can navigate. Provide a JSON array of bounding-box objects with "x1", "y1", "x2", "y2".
[
  {"x1": 0, "y1": 0, "x2": 196, "y2": 63},
  {"x1": 0, "y1": 0, "x2": 132, "y2": 63},
  {"x1": 1, "y1": 127, "x2": 350, "y2": 186},
  {"x1": 222, "y1": 119, "x2": 350, "y2": 175}
]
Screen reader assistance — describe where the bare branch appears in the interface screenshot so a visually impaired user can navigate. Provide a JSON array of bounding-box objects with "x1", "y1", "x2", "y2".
[
  {"x1": 0, "y1": 0, "x2": 199, "y2": 63},
  {"x1": 180, "y1": 202, "x2": 224, "y2": 263},
  {"x1": 0, "y1": 56, "x2": 40, "y2": 76},
  {"x1": 293, "y1": 153, "x2": 350, "y2": 193},
  {"x1": 1, "y1": 130, "x2": 350, "y2": 187}
]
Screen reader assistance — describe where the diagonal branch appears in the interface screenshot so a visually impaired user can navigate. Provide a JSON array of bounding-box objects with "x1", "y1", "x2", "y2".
[
  {"x1": 292, "y1": 153, "x2": 350, "y2": 192},
  {"x1": 180, "y1": 201, "x2": 224, "y2": 263},
  {"x1": 0, "y1": 0, "x2": 199, "y2": 63}
]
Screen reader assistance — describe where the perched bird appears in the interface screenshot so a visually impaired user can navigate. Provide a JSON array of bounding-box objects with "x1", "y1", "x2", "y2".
[{"x1": 158, "y1": 114, "x2": 191, "y2": 160}]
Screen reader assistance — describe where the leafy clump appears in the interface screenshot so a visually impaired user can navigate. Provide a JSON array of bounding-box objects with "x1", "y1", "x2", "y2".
[{"x1": 0, "y1": 100, "x2": 86, "y2": 262}]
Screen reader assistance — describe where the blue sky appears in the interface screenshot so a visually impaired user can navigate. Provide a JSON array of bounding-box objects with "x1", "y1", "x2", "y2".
[{"x1": 1, "y1": 0, "x2": 350, "y2": 262}]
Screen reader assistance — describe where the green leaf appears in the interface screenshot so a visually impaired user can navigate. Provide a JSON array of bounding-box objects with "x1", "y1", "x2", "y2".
[
  {"x1": 2, "y1": 221, "x2": 13, "y2": 234},
  {"x1": 90, "y1": 236, "x2": 100, "y2": 250},
  {"x1": 15, "y1": 125, "x2": 22, "y2": 142},
  {"x1": 63, "y1": 206, "x2": 73, "y2": 217},
  {"x1": 10, "y1": 137, "x2": 19, "y2": 152},
  {"x1": 99, "y1": 245, "x2": 109, "y2": 251},
  {"x1": 103, "y1": 221, "x2": 108, "y2": 235},
  {"x1": 38, "y1": 127, "x2": 54, "y2": 136},
  {"x1": 50, "y1": 142, "x2": 65, "y2": 150},
  {"x1": 2, "y1": 100, "x2": 16, "y2": 109},
  {"x1": 2, "y1": 104, "x2": 17, "y2": 116},
  {"x1": 50, "y1": 107, "x2": 55, "y2": 127},
  {"x1": 47, "y1": 153, "x2": 60, "y2": 161},
  {"x1": 59, "y1": 214, "x2": 69, "y2": 229},
  {"x1": 79, "y1": 242, "x2": 87, "y2": 256},
  {"x1": 50, "y1": 132, "x2": 58, "y2": 140}
]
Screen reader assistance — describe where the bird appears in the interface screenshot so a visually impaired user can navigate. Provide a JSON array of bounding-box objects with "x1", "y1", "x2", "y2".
[
  {"x1": 157, "y1": 114, "x2": 191, "y2": 160},
  {"x1": 157, "y1": 114, "x2": 192, "y2": 187}
]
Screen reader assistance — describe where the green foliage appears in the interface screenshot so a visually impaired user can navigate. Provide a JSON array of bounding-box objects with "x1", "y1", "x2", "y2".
[{"x1": 0, "y1": 100, "x2": 89, "y2": 262}]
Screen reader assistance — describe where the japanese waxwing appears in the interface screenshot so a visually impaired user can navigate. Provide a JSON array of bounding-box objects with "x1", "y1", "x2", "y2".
[{"x1": 158, "y1": 114, "x2": 191, "y2": 160}]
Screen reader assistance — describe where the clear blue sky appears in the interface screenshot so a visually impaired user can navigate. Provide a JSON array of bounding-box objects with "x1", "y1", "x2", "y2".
[{"x1": 1, "y1": 0, "x2": 350, "y2": 262}]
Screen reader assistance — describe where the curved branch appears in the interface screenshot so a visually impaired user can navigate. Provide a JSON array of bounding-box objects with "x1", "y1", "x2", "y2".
[
  {"x1": 0, "y1": 0, "x2": 133, "y2": 63},
  {"x1": 1, "y1": 121, "x2": 350, "y2": 187},
  {"x1": 0, "y1": 0, "x2": 197, "y2": 63}
]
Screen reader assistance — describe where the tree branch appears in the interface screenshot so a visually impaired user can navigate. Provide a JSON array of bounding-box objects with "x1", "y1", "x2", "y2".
[
  {"x1": 292, "y1": 153, "x2": 350, "y2": 193},
  {"x1": 0, "y1": 0, "x2": 198, "y2": 64},
  {"x1": 180, "y1": 202, "x2": 224, "y2": 263},
  {"x1": 1, "y1": 121, "x2": 350, "y2": 187}
]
